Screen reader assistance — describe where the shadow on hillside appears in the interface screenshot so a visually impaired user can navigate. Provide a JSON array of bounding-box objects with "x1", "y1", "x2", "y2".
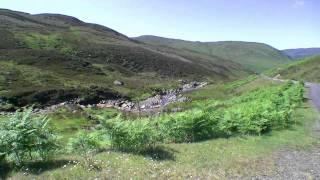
[{"x1": 0, "y1": 159, "x2": 71, "y2": 179}]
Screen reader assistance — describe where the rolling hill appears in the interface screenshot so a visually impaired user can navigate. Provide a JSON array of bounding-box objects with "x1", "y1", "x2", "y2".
[
  {"x1": 270, "y1": 55, "x2": 320, "y2": 83},
  {"x1": 0, "y1": 9, "x2": 251, "y2": 109},
  {"x1": 135, "y1": 35, "x2": 292, "y2": 73},
  {"x1": 282, "y1": 48, "x2": 320, "y2": 59}
]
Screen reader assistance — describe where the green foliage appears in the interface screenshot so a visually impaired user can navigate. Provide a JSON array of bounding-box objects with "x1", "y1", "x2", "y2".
[
  {"x1": 22, "y1": 33, "x2": 73, "y2": 54},
  {"x1": 104, "y1": 115, "x2": 159, "y2": 152},
  {"x1": 67, "y1": 131, "x2": 105, "y2": 170},
  {"x1": 151, "y1": 109, "x2": 220, "y2": 143},
  {"x1": 103, "y1": 83, "x2": 304, "y2": 152},
  {"x1": 5, "y1": 101, "x2": 318, "y2": 179},
  {"x1": 67, "y1": 131, "x2": 102, "y2": 155},
  {"x1": 0, "y1": 107, "x2": 59, "y2": 166}
]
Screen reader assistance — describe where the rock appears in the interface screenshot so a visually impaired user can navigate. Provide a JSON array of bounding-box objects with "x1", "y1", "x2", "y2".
[
  {"x1": 121, "y1": 103, "x2": 128, "y2": 108},
  {"x1": 113, "y1": 80, "x2": 124, "y2": 86}
]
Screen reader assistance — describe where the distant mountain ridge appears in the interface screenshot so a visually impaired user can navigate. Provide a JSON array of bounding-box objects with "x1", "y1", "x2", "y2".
[
  {"x1": 282, "y1": 48, "x2": 320, "y2": 59},
  {"x1": 134, "y1": 35, "x2": 292, "y2": 73}
]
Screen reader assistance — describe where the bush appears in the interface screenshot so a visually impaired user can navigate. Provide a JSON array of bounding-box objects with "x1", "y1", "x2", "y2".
[{"x1": 0, "y1": 107, "x2": 58, "y2": 166}]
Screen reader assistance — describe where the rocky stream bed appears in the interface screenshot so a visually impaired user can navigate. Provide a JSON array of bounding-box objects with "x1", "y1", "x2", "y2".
[{"x1": 0, "y1": 81, "x2": 207, "y2": 116}]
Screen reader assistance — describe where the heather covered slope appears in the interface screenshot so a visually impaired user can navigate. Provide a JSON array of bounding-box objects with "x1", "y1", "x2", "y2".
[
  {"x1": 0, "y1": 9, "x2": 250, "y2": 109},
  {"x1": 135, "y1": 35, "x2": 292, "y2": 73}
]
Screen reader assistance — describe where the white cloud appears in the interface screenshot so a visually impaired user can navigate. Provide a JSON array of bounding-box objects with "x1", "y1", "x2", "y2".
[{"x1": 293, "y1": 0, "x2": 306, "y2": 8}]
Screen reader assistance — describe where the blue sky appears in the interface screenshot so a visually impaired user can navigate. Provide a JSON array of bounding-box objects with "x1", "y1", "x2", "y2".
[{"x1": 1, "y1": 0, "x2": 319, "y2": 49}]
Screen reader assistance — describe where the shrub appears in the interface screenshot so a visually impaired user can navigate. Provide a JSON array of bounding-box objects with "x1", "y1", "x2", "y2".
[
  {"x1": 104, "y1": 117, "x2": 159, "y2": 152},
  {"x1": 0, "y1": 107, "x2": 58, "y2": 166}
]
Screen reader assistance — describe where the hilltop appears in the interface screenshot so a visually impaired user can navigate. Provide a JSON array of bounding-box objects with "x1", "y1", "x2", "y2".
[{"x1": 135, "y1": 35, "x2": 292, "y2": 73}]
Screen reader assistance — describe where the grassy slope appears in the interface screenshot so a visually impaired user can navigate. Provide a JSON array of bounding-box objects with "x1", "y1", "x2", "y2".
[
  {"x1": 5, "y1": 95, "x2": 319, "y2": 179},
  {"x1": 269, "y1": 55, "x2": 320, "y2": 83},
  {"x1": 135, "y1": 35, "x2": 292, "y2": 73},
  {"x1": 0, "y1": 9, "x2": 251, "y2": 108}
]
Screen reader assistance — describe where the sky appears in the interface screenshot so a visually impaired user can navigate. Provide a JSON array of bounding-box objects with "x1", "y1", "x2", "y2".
[{"x1": 0, "y1": 0, "x2": 319, "y2": 49}]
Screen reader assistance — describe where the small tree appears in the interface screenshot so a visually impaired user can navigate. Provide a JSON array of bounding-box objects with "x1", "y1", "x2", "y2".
[{"x1": 0, "y1": 107, "x2": 58, "y2": 166}]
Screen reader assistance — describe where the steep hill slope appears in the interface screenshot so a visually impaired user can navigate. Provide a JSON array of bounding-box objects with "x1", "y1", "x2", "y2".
[
  {"x1": 135, "y1": 35, "x2": 292, "y2": 73},
  {"x1": 270, "y1": 55, "x2": 320, "y2": 83},
  {"x1": 282, "y1": 48, "x2": 320, "y2": 59},
  {"x1": 0, "y1": 9, "x2": 250, "y2": 109}
]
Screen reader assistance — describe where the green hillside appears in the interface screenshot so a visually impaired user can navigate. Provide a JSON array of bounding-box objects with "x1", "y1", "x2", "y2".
[
  {"x1": 270, "y1": 55, "x2": 320, "y2": 83},
  {"x1": 0, "y1": 9, "x2": 250, "y2": 109},
  {"x1": 135, "y1": 35, "x2": 292, "y2": 73}
]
